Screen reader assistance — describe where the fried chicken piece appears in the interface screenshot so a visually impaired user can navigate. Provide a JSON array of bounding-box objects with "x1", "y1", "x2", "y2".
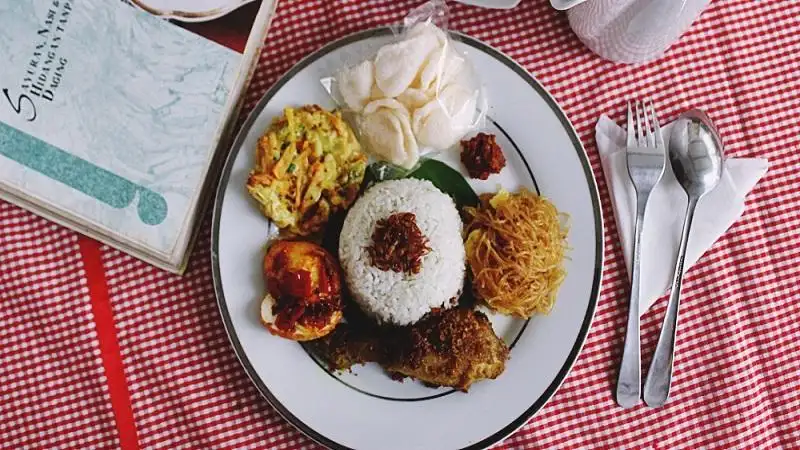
[
  {"x1": 307, "y1": 323, "x2": 383, "y2": 370},
  {"x1": 385, "y1": 309, "x2": 508, "y2": 391},
  {"x1": 310, "y1": 308, "x2": 509, "y2": 391}
]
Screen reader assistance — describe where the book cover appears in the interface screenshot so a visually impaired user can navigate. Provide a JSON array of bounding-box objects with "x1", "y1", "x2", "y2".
[{"x1": 0, "y1": 0, "x2": 272, "y2": 272}]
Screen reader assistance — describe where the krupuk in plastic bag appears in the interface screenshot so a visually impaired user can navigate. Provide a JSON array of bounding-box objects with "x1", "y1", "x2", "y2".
[{"x1": 322, "y1": 0, "x2": 486, "y2": 172}]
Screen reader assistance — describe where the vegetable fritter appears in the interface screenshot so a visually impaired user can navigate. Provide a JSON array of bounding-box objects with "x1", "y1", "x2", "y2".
[{"x1": 247, "y1": 105, "x2": 368, "y2": 236}]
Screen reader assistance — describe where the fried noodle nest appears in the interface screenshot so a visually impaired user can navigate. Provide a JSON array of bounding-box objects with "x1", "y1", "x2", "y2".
[{"x1": 464, "y1": 189, "x2": 568, "y2": 318}]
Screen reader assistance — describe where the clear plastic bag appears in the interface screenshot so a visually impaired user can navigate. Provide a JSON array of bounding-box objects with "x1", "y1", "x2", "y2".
[{"x1": 321, "y1": 0, "x2": 487, "y2": 175}]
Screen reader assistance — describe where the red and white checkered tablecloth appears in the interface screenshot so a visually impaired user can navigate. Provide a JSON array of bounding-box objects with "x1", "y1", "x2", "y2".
[{"x1": 2, "y1": 0, "x2": 799, "y2": 448}]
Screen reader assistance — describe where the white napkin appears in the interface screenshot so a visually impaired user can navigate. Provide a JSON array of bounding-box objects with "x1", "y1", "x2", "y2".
[{"x1": 596, "y1": 114, "x2": 769, "y2": 315}]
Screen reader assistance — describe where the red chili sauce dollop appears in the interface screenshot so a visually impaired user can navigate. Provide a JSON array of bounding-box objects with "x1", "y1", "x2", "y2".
[{"x1": 460, "y1": 133, "x2": 506, "y2": 180}]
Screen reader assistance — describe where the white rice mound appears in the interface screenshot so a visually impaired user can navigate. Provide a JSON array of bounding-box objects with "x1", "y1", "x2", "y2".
[{"x1": 339, "y1": 178, "x2": 465, "y2": 325}]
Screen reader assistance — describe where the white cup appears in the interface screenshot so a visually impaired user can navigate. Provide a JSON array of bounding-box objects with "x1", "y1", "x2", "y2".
[{"x1": 567, "y1": 0, "x2": 711, "y2": 64}]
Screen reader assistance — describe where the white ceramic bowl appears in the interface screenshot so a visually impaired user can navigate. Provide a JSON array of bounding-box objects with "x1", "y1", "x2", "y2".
[{"x1": 130, "y1": 0, "x2": 258, "y2": 22}]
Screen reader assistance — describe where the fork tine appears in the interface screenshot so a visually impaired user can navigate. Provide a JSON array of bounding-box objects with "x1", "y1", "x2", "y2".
[
  {"x1": 627, "y1": 101, "x2": 634, "y2": 147},
  {"x1": 644, "y1": 100, "x2": 655, "y2": 147},
  {"x1": 636, "y1": 101, "x2": 645, "y2": 146},
  {"x1": 650, "y1": 101, "x2": 664, "y2": 148}
]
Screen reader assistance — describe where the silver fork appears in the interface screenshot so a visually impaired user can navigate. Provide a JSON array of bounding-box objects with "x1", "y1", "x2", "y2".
[{"x1": 616, "y1": 100, "x2": 666, "y2": 408}]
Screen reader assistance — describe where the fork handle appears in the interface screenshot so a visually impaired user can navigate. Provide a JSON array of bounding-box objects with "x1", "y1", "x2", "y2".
[
  {"x1": 643, "y1": 196, "x2": 698, "y2": 407},
  {"x1": 616, "y1": 194, "x2": 648, "y2": 408}
]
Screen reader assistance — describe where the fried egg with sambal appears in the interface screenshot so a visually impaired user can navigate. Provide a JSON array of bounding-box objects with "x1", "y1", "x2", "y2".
[{"x1": 260, "y1": 240, "x2": 343, "y2": 341}]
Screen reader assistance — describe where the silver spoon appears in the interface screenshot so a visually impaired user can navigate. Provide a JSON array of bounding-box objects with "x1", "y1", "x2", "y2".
[{"x1": 643, "y1": 109, "x2": 724, "y2": 407}]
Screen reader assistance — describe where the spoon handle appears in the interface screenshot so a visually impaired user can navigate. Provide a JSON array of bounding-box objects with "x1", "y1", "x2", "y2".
[{"x1": 643, "y1": 196, "x2": 699, "y2": 407}]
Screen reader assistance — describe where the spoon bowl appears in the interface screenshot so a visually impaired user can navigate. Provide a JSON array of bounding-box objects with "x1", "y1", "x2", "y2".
[{"x1": 668, "y1": 109, "x2": 724, "y2": 197}]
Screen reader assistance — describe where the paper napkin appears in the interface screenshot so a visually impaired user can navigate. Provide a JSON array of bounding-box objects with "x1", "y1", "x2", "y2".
[{"x1": 596, "y1": 114, "x2": 768, "y2": 315}]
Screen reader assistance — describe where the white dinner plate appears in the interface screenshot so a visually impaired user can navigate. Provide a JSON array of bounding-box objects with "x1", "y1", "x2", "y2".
[
  {"x1": 212, "y1": 28, "x2": 603, "y2": 450},
  {"x1": 130, "y1": 0, "x2": 257, "y2": 22}
]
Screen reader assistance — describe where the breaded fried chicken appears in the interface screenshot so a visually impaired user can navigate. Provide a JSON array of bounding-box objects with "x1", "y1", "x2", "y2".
[
  {"x1": 385, "y1": 309, "x2": 508, "y2": 391},
  {"x1": 309, "y1": 308, "x2": 509, "y2": 391}
]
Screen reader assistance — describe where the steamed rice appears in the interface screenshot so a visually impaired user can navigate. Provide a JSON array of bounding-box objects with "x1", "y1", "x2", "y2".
[{"x1": 339, "y1": 179, "x2": 465, "y2": 325}]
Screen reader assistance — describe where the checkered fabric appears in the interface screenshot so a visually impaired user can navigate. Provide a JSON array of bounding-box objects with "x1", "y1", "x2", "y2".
[{"x1": 2, "y1": 0, "x2": 799, "y2": 448}]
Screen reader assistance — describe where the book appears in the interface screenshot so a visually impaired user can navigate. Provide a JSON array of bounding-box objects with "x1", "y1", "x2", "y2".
[{"x1": 0, "y1": 0, "x2": 275, "y2": 273}]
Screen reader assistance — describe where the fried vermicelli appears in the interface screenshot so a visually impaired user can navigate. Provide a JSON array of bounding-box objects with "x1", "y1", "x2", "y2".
[{"x1": 464, "y1": 189, "x2": 568, "y2": 318}]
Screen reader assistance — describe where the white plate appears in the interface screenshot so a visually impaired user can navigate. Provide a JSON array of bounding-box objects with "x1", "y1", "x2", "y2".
[
  {"x1": 130, "y1": 0, "x2": 257, "y2": 22},
  {"x1": 212, "y1": 28, "x2": 603, "y2": 450}
]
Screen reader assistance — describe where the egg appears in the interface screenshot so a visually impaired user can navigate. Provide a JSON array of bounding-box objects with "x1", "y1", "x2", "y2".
[{"x1": 260, "y1": 241, "x2": 344, "y2": 341}]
